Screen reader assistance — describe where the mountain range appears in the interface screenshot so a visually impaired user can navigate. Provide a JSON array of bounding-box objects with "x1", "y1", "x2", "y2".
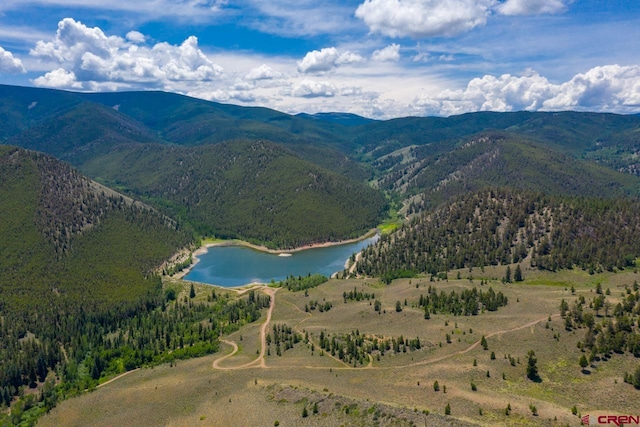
[
  {"x1": 2, "y1": 84, "x2": 640, "y2": 422},
  {"x1": 3, "y1": 83, "x2": 640, "y2": 281}
]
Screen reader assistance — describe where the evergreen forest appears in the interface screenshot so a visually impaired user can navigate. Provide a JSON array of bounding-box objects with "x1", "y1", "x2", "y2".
[
  {"x1": 2, "y1": 84, "x2": 640, "y2": 424},
  {"x1": 356, "y1": 188, "x2": 640, "y2": 279},
  {"x1": 0, "y1": 147, "x2": 268, "y2": 424}
]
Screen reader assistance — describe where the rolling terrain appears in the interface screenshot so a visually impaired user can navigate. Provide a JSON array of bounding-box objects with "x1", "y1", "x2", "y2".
[
  {"x1": 356, "y1": 188, "x2": 640, "y2": 280},
  {"x1": 1, "y1": 85, "x2": 387, "y2": 246},
  {"x1": 39, "y1": 271, "x2": 640, "y2": 426},
  {"x1": 375, "y1": 132, "x2": 640, "y2": 214},
  {"x1": 81, "y1": 139, "x2": 388, "y2": 248},
  {"x1": 0, "y1": 146, "x2": 194, "y2": 421},
  {"x1": 2, "y1": 84, "x2": 640, "y2": 425}
]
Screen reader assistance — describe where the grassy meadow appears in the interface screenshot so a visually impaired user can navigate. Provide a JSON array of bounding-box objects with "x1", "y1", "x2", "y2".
[{"x1": 40, "y1": 266, "x2": 640, "y2": 426}]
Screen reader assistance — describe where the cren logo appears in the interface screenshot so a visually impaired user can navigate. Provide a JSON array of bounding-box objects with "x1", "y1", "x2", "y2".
[{"x1": 584, "y1": 414, "x2": 640, "y2": 426}]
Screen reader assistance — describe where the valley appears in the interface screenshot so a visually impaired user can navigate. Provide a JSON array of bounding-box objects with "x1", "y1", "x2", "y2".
[
  {"x1": 1, "y1": 85, "x2": 640, "y2": 426},
  {"x1": 40, "y1": 269, "x2": 640, "y2": 426},
  {"x1": 181, "y1": 233, "x2": 378, "y2": 287}
]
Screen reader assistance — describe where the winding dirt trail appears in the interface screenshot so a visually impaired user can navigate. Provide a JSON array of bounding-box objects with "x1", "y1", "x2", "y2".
[
  {"x1": 96, "y1": 292, "x2": 561, "y2": 389},
  {"x1": 393, "y1": 313, "x2": 560, "y2": 370},
  {"x1": 212, "y1": 340, "x2": 239, "y2": 369},
  {"x1": 211, "y1": 297, "x2": 559, "y2": 372},
  {"x1": 212, "y1": 286, "x2": 278, "y2": 370},
  {"x1": 256, "y1": 287, "x2": 278, "y2": 368},
  {"x1": 96, "y1": 368, "x2": 140, "y2": 389}
]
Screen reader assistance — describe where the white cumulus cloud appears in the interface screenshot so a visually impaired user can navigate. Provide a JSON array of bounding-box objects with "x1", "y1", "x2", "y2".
[
  {"x1": 297, "y1": 47, "x2": 364, "y2": 74},
  {"x1": 336, "y1": 51, "x2": 365, "y2": 66},
  {"x1": 497, "y1": 0, "x2": 569, "y2": 16},
  {"x1": 411, "y1": 65, "x2": 640, "y2": 116},
  {"x1": 291, "y1": 79, "x2": 337, "y2": 98},
  {"x1": 245, "y1": 64, "x2": 282, "y2": 81},
  {"x1": 372, "y1": 44, "x2": 401, "y2": 62},
  {"x1": 0, "y1": 46, "x2": 26, "y2": 73},
  {"x1": 126, "y1": 31, "x2": 146, "y2": 44},
  {"x1": 355, "y1": 0, "x2": 494, "y2": 38},
  {"x1": 33, "y1": 68, "x2": 81, "y2": 88},
  {"x1": 30, "y1": 18, "x2": 223, "y2": 90},
  {"x1": 543, "y1": 65, "x2": 640, "y2": 111},
  {"x1": 195, "y1": 89, "x2": 231, "y2": 102}
]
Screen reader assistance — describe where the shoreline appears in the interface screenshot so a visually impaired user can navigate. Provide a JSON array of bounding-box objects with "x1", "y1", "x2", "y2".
[{"x1": 172, "y1": 228, "x2": 378, "y2": 280}]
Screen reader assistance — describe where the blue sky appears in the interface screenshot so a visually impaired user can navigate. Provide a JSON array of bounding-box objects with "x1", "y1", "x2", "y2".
[{"x1": 0, "y1": 0, "x2": 639, "y2": 118}]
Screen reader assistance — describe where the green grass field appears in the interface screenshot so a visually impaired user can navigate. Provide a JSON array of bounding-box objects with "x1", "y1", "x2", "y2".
[{"x1": 40, "y1": 267, "x2": 640, "y2": 426}]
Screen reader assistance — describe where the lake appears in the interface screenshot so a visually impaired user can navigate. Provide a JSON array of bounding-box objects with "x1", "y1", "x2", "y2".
[{"x1": 183, "y1": 235, "x2": 379, "y2": 287}]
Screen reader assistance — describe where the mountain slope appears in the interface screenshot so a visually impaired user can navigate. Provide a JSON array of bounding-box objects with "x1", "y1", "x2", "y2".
[
  {"x1": 7, "y1": 101, "x2": 165, "y2": 164},
  {"x1": 81, "y1": 91, "x2": 357, "y2": 151},
  {"x1": 296, "y1": 112, "x2": 377, "y2": 127},
  {"x1": 4, "y1": 84, "x2": 640, "y2": 171},
  {"x1": 0, "y1": 85, "x2": 371, "y2": 181},
  {"x1": 82, "y1": 139, "x2": 388, "y2": 248},
  {"x1": 376, "y1": 132, "x2": 640, "y2": 213},
  {"x1": 358, "y1": 111, "x2": 640, "y2": 160},
  {"x1": 0, "y1": 85, "x2": 84, "y2": 141},
  {"x1": 3, "y1": 84, "x2": 640, "y2": 247},
  {"x1": 355, "y1": 188, "x2": 640, "y2": 278},
  {"x1": 0, "y1": 145, "x2": 194, "y2": 408},
  {"x1": 0, "y1": 145, "x2": 193, "y2": 309},
  {"x1": 81, "y1": 91, "x2": 371, "y2": 179}
]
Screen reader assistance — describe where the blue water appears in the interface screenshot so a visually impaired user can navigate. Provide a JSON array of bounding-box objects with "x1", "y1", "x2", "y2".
[{"x1": 184, "y1": 236, "x2": 379, "y2": 287}]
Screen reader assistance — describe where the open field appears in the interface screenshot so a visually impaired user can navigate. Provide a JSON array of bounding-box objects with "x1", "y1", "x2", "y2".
[{"x1": 41, "y1": 266, "x2": 640, "y2": 426}]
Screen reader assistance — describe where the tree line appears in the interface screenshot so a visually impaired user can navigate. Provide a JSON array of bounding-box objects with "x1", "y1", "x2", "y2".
[
  {"x1": 1, "y1": 148, "x2": 275, "y2": 424},
  {"x1": 356, "y1": 188, "x2": 640, "y2": 279},
  {"x1": 418, "y1": 286, "x2": 508, "y2": 317},
  {"x1": 86, "y1": 140, "x2": 388, "y2": 249},
  {"x1": 276, "y1": 274, "x2": 328, "y2": 292},
  {"x1": 565, "y1": 282, "x2": 640, "y2": 365}
]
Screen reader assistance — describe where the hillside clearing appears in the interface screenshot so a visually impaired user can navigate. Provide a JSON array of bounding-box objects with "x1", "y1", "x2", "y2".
[{"x1": 40, "y1": 268, "x2": 640, "y2": 426}]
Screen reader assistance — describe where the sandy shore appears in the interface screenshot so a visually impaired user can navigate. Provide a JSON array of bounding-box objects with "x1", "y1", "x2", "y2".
[{"x1": 172, "y1": 229, "x2": 379, "y2": 280}]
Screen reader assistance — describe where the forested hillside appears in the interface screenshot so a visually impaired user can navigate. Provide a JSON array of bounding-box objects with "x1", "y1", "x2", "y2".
[
  {"x1": 3, "y1": 84, "x2": 640, "y2": 258},
  {"x1": 374, "y1": 133, "x2": 640, "y2": 214},
  {"x1": 80, "y1": 91, "x2": 373, "y2": 179},
  {"x1": 8, "y1": 102, "x2": 163, "y2": 164},
  {"x1": 358, "y1": 111, "x2": 640, "y2": 172},
  {"x1": 81, "y1": 91, "x2": 357, "y2": 150},
  {"x1": 355, "y1": 188, "x2": 640, "y2": 279},
  {"x1": 2, "y1": 84, "x2": 640, "y2": 425},
  {"x1": 0, "y1": 146, "x2": 195, "y2": 416},
  {"x1": 0, "y1": 86, "x2": 84, "y2": 140},
  {"x1": 81, "y1": 139, "x2": 387, "y2": 248}
]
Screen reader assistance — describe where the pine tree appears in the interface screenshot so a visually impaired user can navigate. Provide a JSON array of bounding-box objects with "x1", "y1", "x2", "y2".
[
  {"x1": 504, "y1": 266, "x2": 512, "y2": 283},
  {"x1": 579, "y1": 354, "x2": 589, "y2": 371},
  {"x1": 526, "y1": 350, "x2": 540, "y2": 381},
  {"x1": 514, "y1": 264, "x2": 523, "y2": 282}
]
